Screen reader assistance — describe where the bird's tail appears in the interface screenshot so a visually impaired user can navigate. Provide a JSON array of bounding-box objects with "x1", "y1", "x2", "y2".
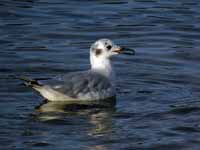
[{"x1": 17, "y1": 76, "x2": 42, "y2": 89}]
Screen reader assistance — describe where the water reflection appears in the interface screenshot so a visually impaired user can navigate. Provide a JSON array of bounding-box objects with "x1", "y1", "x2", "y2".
[
  {"x1": 35, "y1": 97, "x2": 116, "y2": 113},
  {"x1": 33, "y1": 99, "x2": 116, "y2": 136},
  {"x1": 88, "y1": 109, "x2": 115, "y2": 136}
]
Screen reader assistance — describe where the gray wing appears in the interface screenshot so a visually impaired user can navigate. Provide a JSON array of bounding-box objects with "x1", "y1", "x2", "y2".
[{"x1": 40, "y1": 71, "x2": 112, "y2": 98}]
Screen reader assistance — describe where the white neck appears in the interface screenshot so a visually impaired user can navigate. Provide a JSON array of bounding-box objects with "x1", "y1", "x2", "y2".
[{"x1": 90, "y1": 54, "x2": 115, "y2": 80}]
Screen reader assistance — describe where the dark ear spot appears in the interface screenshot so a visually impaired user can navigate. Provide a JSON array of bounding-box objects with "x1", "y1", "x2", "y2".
[{"x1": 95, "y1": 49, "x2": 102, "y2": 56}]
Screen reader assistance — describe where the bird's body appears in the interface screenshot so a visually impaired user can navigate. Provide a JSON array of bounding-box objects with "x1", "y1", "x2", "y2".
[
  {"x1": 31, "y1": 70, "x2": 115, "y2": 101},
  {"x1": 20, "y1": 39, "x2": 134, "y2": 102}
]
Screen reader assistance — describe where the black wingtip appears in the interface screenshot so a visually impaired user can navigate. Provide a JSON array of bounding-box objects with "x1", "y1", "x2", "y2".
[{"x1": 17, "y1": 76, "x2": 41, "y2": 87}]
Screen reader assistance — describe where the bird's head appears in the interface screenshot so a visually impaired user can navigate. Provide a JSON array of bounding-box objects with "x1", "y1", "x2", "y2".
[
  {"x1": 90, "y1": 39, "x2": 135, "y2": 71},
  {"x1": 90, "y1": 39, "x2": 135, "y2": 59}
]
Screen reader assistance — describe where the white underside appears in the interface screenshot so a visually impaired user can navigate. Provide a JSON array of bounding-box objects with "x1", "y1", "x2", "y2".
[{"x1": 34, "y1": 85, "x2": 115, "y2": 102}]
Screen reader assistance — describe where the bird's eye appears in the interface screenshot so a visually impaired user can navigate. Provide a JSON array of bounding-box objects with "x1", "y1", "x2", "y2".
[{"x1": 107, "y1": 45, "x2": 112, "y2": 50}]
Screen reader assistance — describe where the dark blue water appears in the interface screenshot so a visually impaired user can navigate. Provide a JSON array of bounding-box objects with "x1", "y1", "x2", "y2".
[{"x1": 1, "y1": 0, "x2": 200, "y2": 149}]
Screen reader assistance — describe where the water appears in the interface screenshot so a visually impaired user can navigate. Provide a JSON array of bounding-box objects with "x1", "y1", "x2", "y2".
[{"x1": 1, "y1": 0, "x2": 200, "y2": 149}]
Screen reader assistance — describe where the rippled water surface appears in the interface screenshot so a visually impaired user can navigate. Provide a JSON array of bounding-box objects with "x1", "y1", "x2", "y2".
[{"x1": 1, "y1": 0, "x2": 200, "y2": 149}]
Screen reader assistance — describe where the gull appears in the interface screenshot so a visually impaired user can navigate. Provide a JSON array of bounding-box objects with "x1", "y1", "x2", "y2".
[{"x1": 20, "y1": 39, "x2": 135, "y2": 102}]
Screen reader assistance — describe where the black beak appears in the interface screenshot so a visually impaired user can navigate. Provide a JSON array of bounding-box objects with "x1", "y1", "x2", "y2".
[
  {"x1": 120, "y1": 47, "x2": 135, "y2": 55},
  {"x1": 112, "y1": 46, "x2": 135, "y2": 55}
]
